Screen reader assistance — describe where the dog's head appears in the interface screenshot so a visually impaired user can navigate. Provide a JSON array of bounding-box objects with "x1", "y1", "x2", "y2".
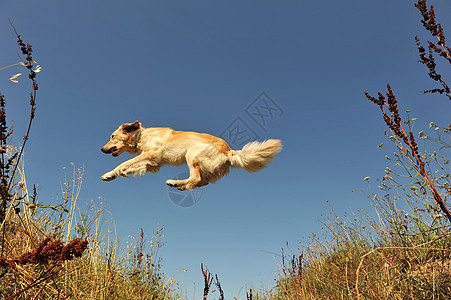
[{"x1": 101, "y1": 121, "x2": 142, "y2": 156}]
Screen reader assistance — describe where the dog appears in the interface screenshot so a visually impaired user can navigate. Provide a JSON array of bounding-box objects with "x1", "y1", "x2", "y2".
[{"x1": 100, "y1": 121, "x2": 282, "y2": 190}]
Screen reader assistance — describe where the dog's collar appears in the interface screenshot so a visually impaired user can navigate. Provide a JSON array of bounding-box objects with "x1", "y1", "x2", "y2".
[{"x1": 134, "y1": 129, "x2": 142, "y2": 153}]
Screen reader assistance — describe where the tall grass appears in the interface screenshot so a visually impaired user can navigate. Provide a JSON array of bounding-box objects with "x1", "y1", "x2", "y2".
[
  {"x1": 1, "y1": 162, "x2": 179, "y2": 299},
  {"x1": 268, "y1": 1, "x2": 451, "y2": 299},
  {"x1": 268, "y1": 117, "x2": 451, "y2": 299},
  {"x1": 0, "y1": 29, "x2": 179, "y2": 299}
]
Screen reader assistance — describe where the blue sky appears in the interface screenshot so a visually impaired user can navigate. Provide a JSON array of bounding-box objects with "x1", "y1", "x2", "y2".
[{"x1": 1, "y1": 0, "x2": 451, "y2": 298}]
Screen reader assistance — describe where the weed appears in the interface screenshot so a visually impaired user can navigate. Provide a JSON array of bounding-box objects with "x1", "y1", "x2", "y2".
[
  {"x1": 272, "y1": 1, "x2": 451, "y2": 299},
  {"x1": 0, "y1": 28, "x2": 178, "y2": 299}
]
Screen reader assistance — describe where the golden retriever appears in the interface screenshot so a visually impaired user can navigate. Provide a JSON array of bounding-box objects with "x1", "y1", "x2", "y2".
[{"x1": 100, "y1": 121, "x2": 282, "y2": 190}]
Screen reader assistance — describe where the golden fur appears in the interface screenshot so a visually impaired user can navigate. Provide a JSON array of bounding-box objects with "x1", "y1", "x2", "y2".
[{"x1": 101, "y1": 121, "x2": 282, "y2": 190}]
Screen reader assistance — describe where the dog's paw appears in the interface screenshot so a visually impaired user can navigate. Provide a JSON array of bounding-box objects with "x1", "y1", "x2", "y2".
[
  {"x1": 166, "y1": 179, "x2": 178, "y2": 187},
  {"x1": 166, "y1": 180, "x2": 186, "y2": 191},
  {"x1": 101, "y1": 172, "x2": 118, "y2": 181}
]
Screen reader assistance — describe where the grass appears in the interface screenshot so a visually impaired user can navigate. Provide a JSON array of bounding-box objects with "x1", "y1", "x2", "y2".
[
  {"x1": 0, "y1": 163, "x2": 179, "y2": 299},
  {"x1": 259, "y1": 1, "x2": 451, "y2": 299},
  {"x1": 258, "y1": 119, "x2": 451, "y2": 299},
  {"x1": 0, "y1": 29, "x2": 180, "y2": 299}
]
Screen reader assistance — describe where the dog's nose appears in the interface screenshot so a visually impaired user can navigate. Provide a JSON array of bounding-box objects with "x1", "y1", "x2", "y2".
[{"x1": 101, "y1": 146, "x2": 117, "y2": 154}]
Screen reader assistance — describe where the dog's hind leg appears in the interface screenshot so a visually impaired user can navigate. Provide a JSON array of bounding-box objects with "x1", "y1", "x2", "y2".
[{"x1": 166, "y1": 155, "x2": 205, "y2": 190}]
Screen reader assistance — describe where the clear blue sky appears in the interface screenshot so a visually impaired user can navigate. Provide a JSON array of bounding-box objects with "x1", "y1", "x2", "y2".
[{"x1": 1, "y1": 0, "x2": 451, "y2": 298}]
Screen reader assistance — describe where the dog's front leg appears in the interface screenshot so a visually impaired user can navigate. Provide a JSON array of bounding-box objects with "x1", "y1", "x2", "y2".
[{"x1": 101, "y1": 154, "x2": 158, "y2": 181}]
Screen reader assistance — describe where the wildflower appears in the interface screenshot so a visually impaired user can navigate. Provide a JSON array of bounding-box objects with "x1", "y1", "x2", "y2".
[
  {"x1": 363, "y1": 176, "x2": 370, "y2": 181},
  {"x1": 17, "y1": 181, "x2": 25, "y2": 189}
]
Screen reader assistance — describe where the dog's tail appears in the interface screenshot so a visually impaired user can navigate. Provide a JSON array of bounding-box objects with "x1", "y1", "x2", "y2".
[{"x1": 228, "y1": 139, "x2": 282, "y2": 172}]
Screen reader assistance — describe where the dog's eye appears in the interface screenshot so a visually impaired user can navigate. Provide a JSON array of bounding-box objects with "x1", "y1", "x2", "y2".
[{"x1": 111, "y1": 134, "x2": 115, "y2": 139}]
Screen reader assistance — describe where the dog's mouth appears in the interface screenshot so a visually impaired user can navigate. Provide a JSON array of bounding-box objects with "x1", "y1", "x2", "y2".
[{"x1": 101, "y1": 146, "x2": 119, "y2": 156}]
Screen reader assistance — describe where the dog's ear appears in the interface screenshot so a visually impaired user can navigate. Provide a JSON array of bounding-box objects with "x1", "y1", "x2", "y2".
[{"x1": 122, "y1": 121, "x2": 141, "y2": 133}]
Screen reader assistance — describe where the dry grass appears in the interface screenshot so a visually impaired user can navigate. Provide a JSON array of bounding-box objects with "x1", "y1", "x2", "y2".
[
  {"x1": 260, "y1": 1, "x2": 451, "y2": 299},
  {"x1": 270, "y1": 187, "x2": 451, "y2": 300},
  {"x1": 0, "y1": 164, "x2": 180, "y2": 299},
  {"x1": 0, "y1": 29, "x2": 179, "y2": 299}
]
